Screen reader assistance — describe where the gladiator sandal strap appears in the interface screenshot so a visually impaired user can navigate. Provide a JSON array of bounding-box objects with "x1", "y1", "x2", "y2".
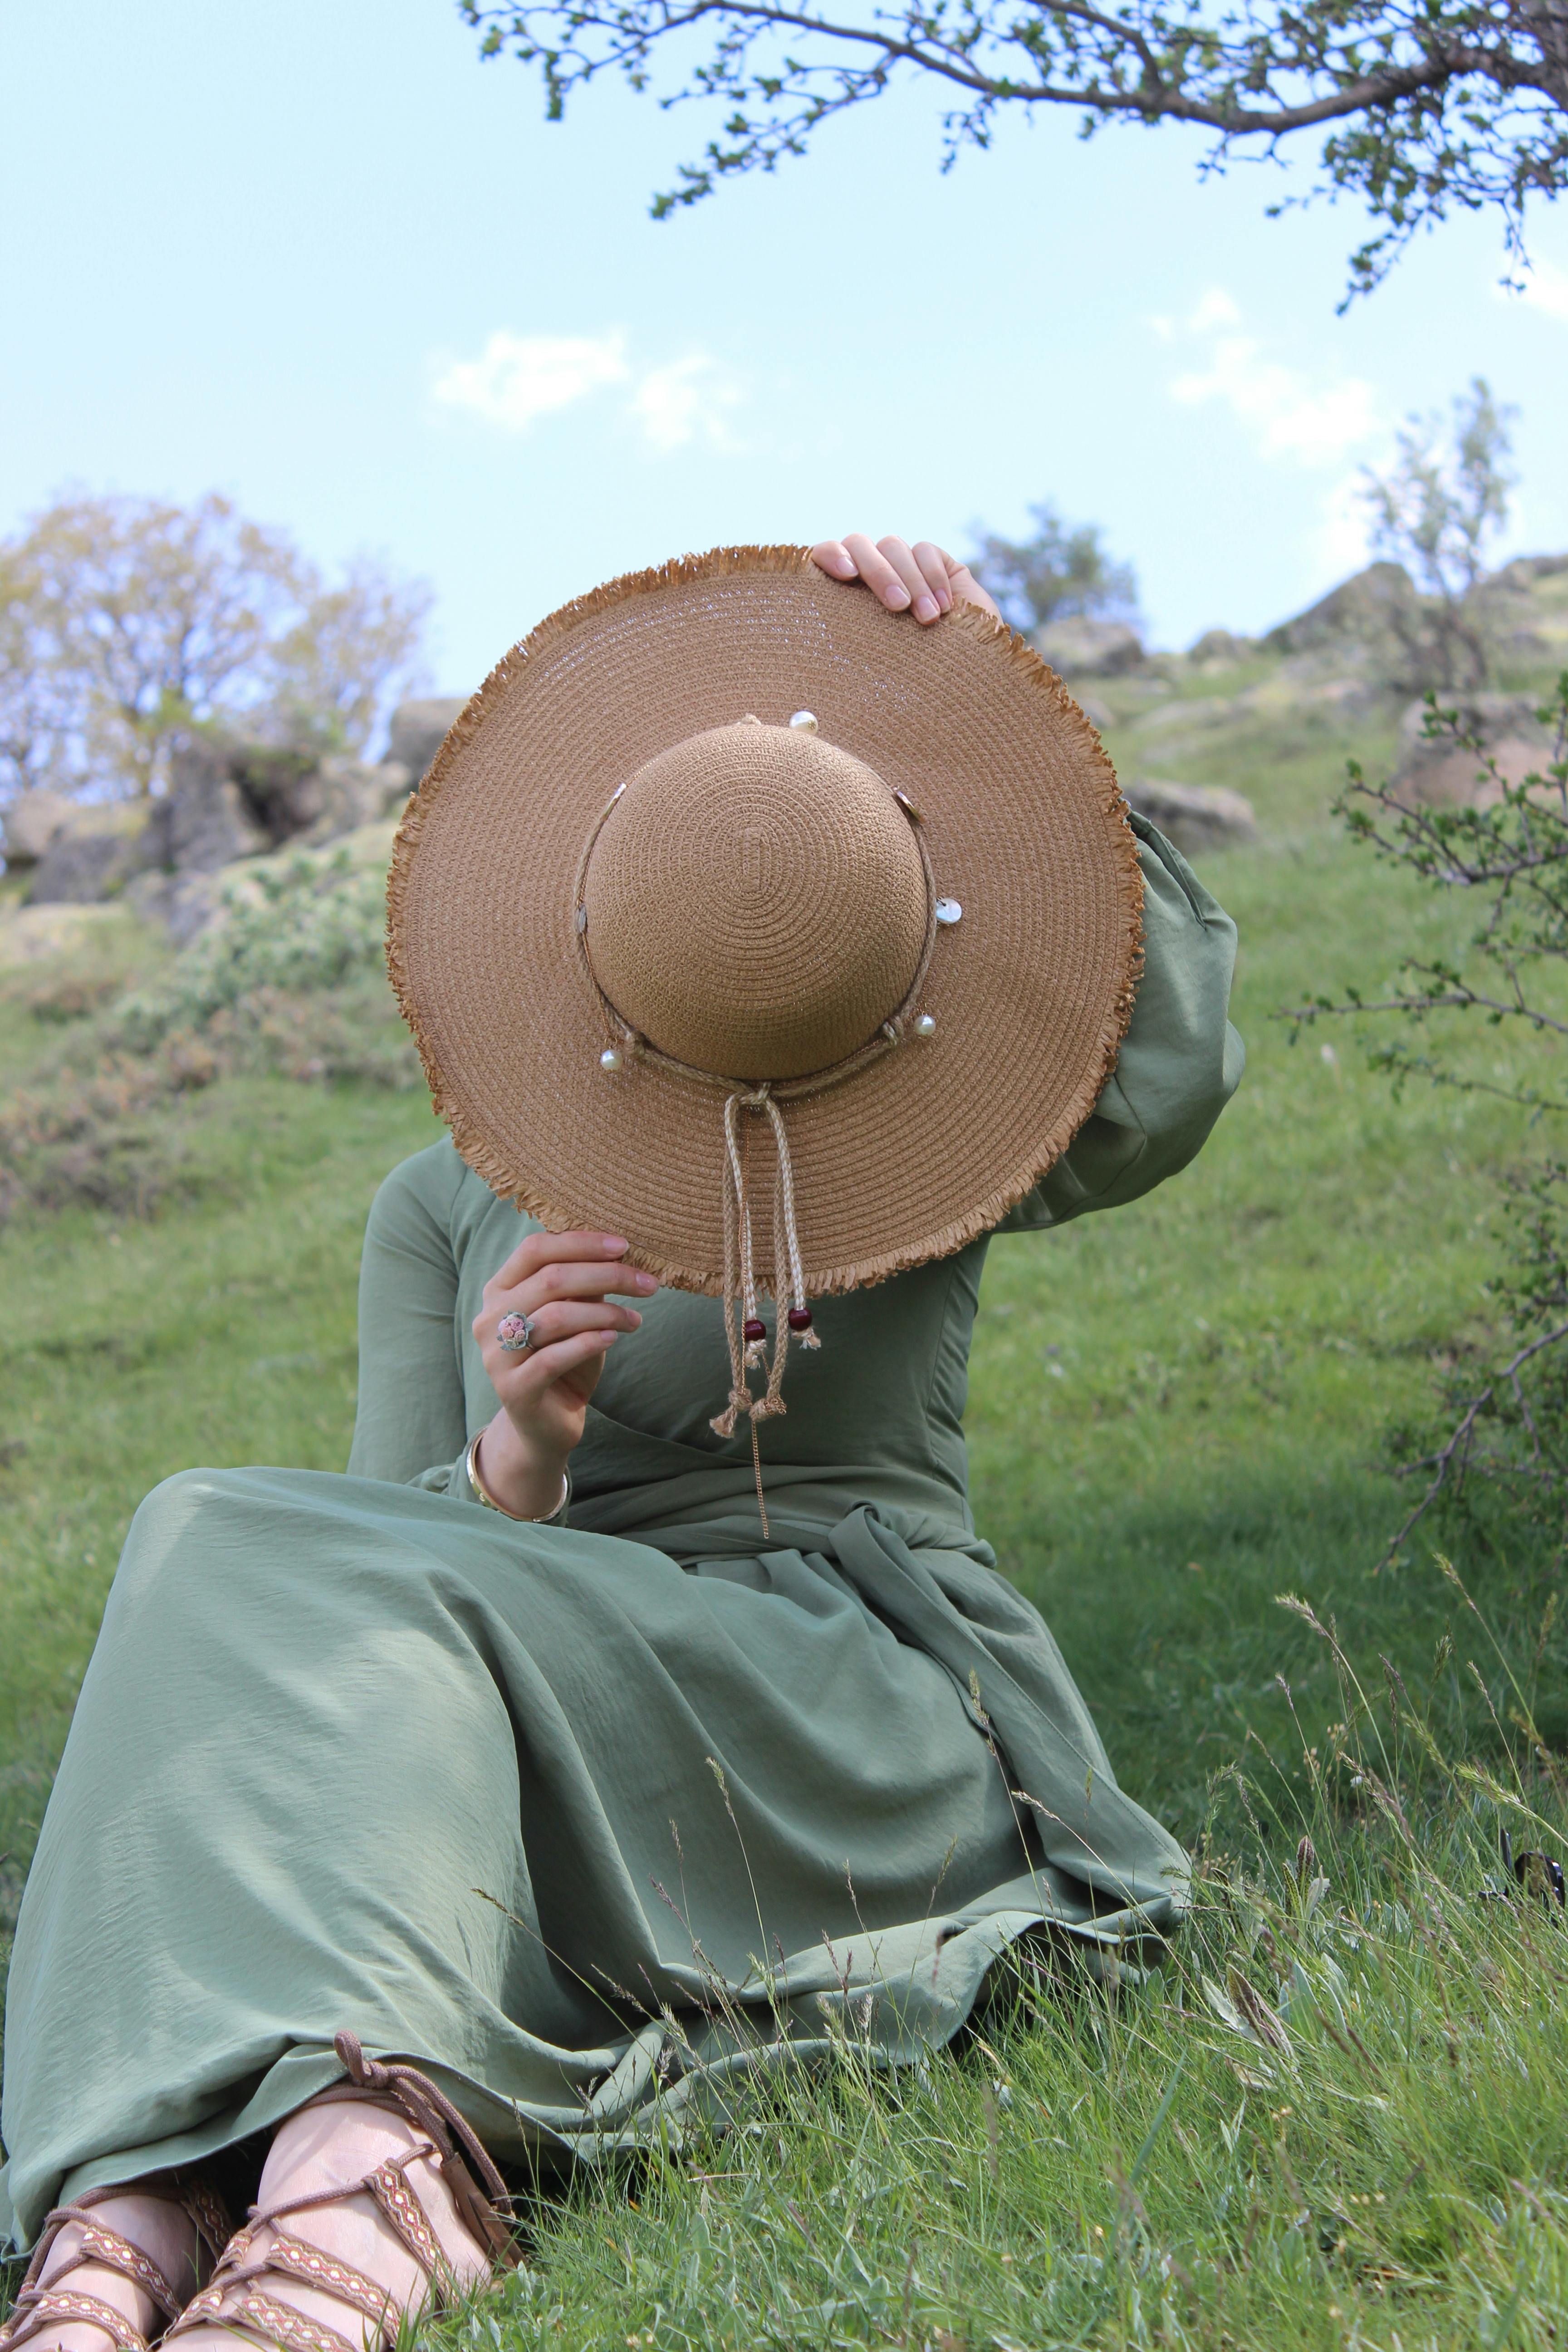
[
  {"x1": 0, "y1": 2176, "x2": 234, "y2": 2352},
  {"x1": 164, "y1": 2034, "x2": 515, "y2": 2352},
  {"x1": 325, "y1": 2031, "x2": 515, "y2": 2266},
  {"x1": 0, "y1": 2290, "x2": 152, "y2": 2352}
]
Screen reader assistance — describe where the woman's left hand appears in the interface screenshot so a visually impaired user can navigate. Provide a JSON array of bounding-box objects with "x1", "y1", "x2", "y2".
[{"x1": 809, "y1": 535, "x2": 1000, "y2": 625}]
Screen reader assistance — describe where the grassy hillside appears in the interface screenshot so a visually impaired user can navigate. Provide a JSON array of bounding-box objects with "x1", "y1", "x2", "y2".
[{"x1": 3, "y1": 627, "x2": 1567, "y2": 2347}]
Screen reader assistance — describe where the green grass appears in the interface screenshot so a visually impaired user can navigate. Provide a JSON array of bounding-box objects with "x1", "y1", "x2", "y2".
[{"x1": 3, "y1": 664, "x2": 1567, "y2": 2347}]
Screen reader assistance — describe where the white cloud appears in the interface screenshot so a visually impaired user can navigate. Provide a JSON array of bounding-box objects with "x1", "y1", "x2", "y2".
[
  {"x1": 1514, "y1": 258, "x2": 1568, "y2": 322},
  {"x1": 432, "y1": 330, "x2": 629, "y2": 430},
  {"x1": 626, "y1": 354, "x2": 743, "y2": 453},
  {"x1": 431, "y1": 331, "x2": 745, "y2": 451},
  {"x1": 1165, "y1": 289, "x2": 1381, "y2": 466}
]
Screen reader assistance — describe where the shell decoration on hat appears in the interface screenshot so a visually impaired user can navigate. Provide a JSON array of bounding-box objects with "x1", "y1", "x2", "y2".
[{"x1": 387, "y1": 545, "x2": 1144, "y2": 1431}]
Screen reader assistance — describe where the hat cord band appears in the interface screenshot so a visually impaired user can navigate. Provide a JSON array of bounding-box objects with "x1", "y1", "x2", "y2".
[{"x1": 571, "y1": 783, "x2": 942, "y2": 1106}]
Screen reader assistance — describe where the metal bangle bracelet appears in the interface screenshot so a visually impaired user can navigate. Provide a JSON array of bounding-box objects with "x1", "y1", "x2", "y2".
[{"x1": 465, "y1": 1432, "x2": 569, "y2": 1524}]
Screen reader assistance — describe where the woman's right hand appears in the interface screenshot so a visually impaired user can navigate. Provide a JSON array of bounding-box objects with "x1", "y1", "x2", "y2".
[{"x1": 470, "y1": 1231, "x2": 657, "y2": 1519}]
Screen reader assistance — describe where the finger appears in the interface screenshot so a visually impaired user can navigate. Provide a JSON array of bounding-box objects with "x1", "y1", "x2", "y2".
[
  {"x1": 934, "y1": 549, "x2": 1001, "y2": 619},
  {"x1": 911, "y1": 541, "x2": 954, "y2": 615},
  {"x1": 512, "y1": 1261, "x2": 658, "y2": 1314},
  {"x1": 841, "y1": 533, "x2": 913, "y2": 614},
  {"x1": 876, "y1": 537, "x2": 943, "y2": 626},
  {"x1": 809, "y1": 539, "x2": 857, "y2": 580},
  {"x1": 487, "y1": 1227, "x2": 630, "y2": 1298},
  {"x1": 491, "y1": 1298, "x2": 643, "y2": 1355},
  {"x1": 505, "y1": 1326, "x2": 621, "y2": 1392}
]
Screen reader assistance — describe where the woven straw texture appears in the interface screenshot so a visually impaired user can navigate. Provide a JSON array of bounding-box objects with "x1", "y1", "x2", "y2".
[
  {"x1": 388, "y1": 546, "x2": 1144, "y2": 1297},
  {"x1": 585, "y1": 719, "x2": 928, "y2": 1082}
]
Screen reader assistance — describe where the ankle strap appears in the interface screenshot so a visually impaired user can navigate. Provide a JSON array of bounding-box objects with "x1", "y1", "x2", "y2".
[{"x1": 325, "y1": 2034, "x2": 514, "y2": 2263}]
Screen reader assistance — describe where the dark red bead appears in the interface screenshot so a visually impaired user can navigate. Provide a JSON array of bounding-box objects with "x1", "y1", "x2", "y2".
[
  {"x1": 743, "y1": 1317, "x2": 767, "y2": 1343},
  {"x1": 787, "y1": 1307, "x2": 813, "y2": 1333}
]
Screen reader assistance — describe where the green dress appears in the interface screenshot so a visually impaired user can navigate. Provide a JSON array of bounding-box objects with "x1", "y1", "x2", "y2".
[{"x1": 0, "y1": 817, "x2": 1242, "y2": 2249}]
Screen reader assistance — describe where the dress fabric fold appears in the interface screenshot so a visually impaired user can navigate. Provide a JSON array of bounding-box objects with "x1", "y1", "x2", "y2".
[{"x1": 0, "y1": 822, "x2": 1242, "y2": 2249}]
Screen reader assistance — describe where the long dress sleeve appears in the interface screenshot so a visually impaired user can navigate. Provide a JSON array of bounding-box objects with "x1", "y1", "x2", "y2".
[
  {"x1": 995, "y1": 814, "x2": 1244, "y2": 1233},
  {"x1": 346, "y1": 1142, "x2": 471, "y2": 1485}
]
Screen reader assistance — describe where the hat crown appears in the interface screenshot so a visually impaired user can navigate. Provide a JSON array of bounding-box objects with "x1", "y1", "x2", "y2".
[{"x1": 582, "y1": 719, "x2": 927, "y2": 1082}]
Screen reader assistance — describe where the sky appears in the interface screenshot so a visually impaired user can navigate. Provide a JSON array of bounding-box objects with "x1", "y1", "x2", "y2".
[{"x1": 4, "y1": 1, "x2": 1567, "y2": 714}]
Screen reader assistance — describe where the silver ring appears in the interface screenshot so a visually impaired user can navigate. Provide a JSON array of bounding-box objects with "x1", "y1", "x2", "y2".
[{"x1": 496, "y1": 1311, "x2": 535, "y2": 1352}]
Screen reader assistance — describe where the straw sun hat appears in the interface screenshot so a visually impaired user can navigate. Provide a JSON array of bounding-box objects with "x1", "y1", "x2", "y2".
[{"x1": 388, "y1": 546, "x2": 1142, "y2": 1432}]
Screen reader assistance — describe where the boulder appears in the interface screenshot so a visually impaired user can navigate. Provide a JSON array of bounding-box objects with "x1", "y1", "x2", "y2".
[
  {"x1": 1031, "y1": 618, "x2": 1144, "y2": 679},
  {"x1": 301, "y1": 756, "x2": 413, "y2": 842},
  {"x1": 122, "y1": 868, "x2": 227, "y2": 946},
  {"x1": 29, "y1": 801, "x2": 156, "y2": 905},
  {"x1": 386, "y1": 698, "x2": 466, "y2": 784},
  {"x1": 1490, "y1": 554, "x2": 1568, "y2": 590},
  {"x1": 2, "y1": 790, "x2": 75, "y2": 868},
  {"x1": 149, "y1": 738, "x2": 272, "y2": 872},
  {"x1": 1392, "y1": 693, "x2": 1555, "y2": 807},
  {"x1": 1188, "y1": 628, "x2": 1254, "y2": 665},
  {"x1": 1124, "y1": 777, "x2": 1258, "y2": 856},
  {"x1": 1264, "y1": 562, "x2": 1417, "y2": 655}
]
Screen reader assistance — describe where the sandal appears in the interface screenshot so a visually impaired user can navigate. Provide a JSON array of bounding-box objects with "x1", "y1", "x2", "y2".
[
  {"x1": 0, "y1": 2176, "x2": 232, "y2": 2352},
  {"x1": 164, "y1": 2033, "x2": 516, "y2": 2352}
]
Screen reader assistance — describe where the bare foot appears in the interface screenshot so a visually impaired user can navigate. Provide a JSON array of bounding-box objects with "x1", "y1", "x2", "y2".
[
  {"x1": 2, "y1": 2190, "x2": 207, "y2": 2352},
  {"x1": 168, "y1": 2094, "x2": 493, "y2": 2352}
]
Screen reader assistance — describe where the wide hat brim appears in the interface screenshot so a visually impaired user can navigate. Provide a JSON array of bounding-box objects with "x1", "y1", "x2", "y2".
[{"x1": 387, "y1": 546, "x2": 1143, "y2": 1296}]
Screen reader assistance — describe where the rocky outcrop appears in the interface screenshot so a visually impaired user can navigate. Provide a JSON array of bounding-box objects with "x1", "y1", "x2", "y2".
[
  {"x1": 1032, "y1": 617, "x2": 1144, "y2": 678},
  {"x1": 27, "y1": 801, "x2": 155, "y2": 905},
  {"x1": 1263, "y1": 563, "x2": 1417, "y2": 656},
  {"x1": 1124, "y1": 778, "x2": 1258, "y2": 857},
  {"x1": 11, "y1": 711, "x2": 427, "y2": 929},
  {"x1": 1392, "y1": 693, "x2": 1556, "y2": 807},
  {"x1": 387, "y1": 698, "x2": 466, "y2": 784},
  {"x1": 3, "y1": 791, "x2": 78, "y2": 868},
  {"x1": 1188, "y1": 628, "x2": 1254, "y2": 666}
]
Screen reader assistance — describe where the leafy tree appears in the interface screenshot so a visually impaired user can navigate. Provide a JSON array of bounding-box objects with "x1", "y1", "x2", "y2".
[
  {"x1": 266, "y1": 558, "x2": 436, "y2": 757},
  {"x1": 970, "y1": 503, "x2": 1139, "y2": 635},
  {"x1": 460, "y1": 0, "x2": 1568, "y2": 296},
  {"x1": 0, "y1": 545, "x2": 80, "y2": 797},
  {"x1": 1287, "y1": 678, "x2": 1568, "y2": 1548},
  {"x1": 0, "y1": 495, "x2": 430, "y2": 803},
  {"x1": 1361, "y1": 377, "x2": 1517, "y2": 688}
]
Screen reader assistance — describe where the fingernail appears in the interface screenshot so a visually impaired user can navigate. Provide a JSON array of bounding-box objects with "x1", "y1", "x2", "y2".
[
  {"x1": 936, "y1": 589, "x2": 952, "y2": 612},
  {"x1": 914, "y1": 594, "x2": 939, "y2": 623},
  {"x1": 632, "y1": 1271, "x2": 658, "y2": 1293},
  {"x1": 602, "y1": 1234, "x2": 629, "y2": 1250},
  {"x1": 885, "y1": 583, "x2": 910, "y2": 610}
]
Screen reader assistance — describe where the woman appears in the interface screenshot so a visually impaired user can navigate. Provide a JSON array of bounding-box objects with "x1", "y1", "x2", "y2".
[{"x1": 0, "y1": 534, "x2": 1242, "y2": 2352}]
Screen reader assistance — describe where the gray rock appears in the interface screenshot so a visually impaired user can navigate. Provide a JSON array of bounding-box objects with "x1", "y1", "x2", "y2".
[
  {"x1": 1490, "y1": 554, "x2": 1568, "y2": 590},
  {"x1": 1392, "y1": 693, "x2": 1555, "y2": 807},
  {"x1": 1188, "y1": 628, "x2": 1254, "y2": 665},
  {"x1": 123, "y1": 869, "x2": 226, "y2": 946},
  {"x1": 3, "y1": 790, "x2": 75, "y2": 867},
  {"x1": 151, "y1": 739, "x2": 272, "y2": 872},
  {"x1": 300, "y1": 756, "x2": 413, "y2": 843},
  {"x1": 29, "y1": 800, "x2": 156, "y2": 904},
  {"x1": 1264, "y1": 562, "x2": 1417, "y2": 654},
  {"x1": 1031, "y1": 618, "x2": 1144, "y2": 678},
  {"x1": 1123, "y1": 777, "x2": 1258, "y2": 856},
  {"x1": 386, "y1": 697, "x2": 466, "y2": 784}
]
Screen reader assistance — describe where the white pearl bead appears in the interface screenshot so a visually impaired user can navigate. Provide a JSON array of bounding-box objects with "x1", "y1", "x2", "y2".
[
  {"x1": 789, "y1": 710, "x2": 818, "y2": 733},
  {"x1": 913, "y1": 1013, "x2": 937, "y2": 1039},
  {"x1": 599, "y1": 1046, "x2": 624, "y2": 1073},
  {"x1": 935, "y1": 897, "x2": 962, "y2": 926}
]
